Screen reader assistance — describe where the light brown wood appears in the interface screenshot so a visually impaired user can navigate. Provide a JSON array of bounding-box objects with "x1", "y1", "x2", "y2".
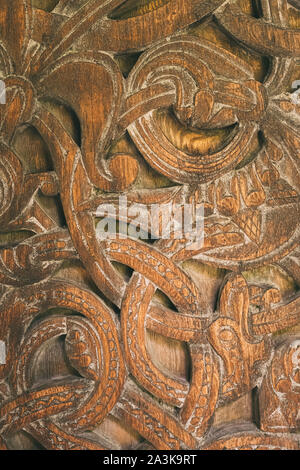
[{"x1": 0, "y1": 0, "x2": 299, "y2": 450}]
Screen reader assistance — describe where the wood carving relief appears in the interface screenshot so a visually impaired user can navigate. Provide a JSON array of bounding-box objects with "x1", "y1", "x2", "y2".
[{"x1": 0, "y1": 0, "x2": 299, "y2": 450}]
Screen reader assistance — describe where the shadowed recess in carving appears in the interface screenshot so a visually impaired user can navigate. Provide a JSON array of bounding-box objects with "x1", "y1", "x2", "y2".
[
  {"x1": 109, "y1": 0, "x2": 171, "y2": 18},
  {"x1": 31, "y1": 0, "x2": 60, "y2": 11},
  {"x1": 157, "y1": 110, "x2": 236, "y2": 156},
  {"x1": 108, "y1": 133, "x2": 176, "y2": 189},
  {"x1": 29, "y1": 335, "x2": 82, "y2": 388},
  {"x1": 146, "y1": 330, "x2": 190, "y2": 382},
  {"x1": 94, "y1": 414, "x2": 144, "y2": 450},
  {"x1": 5, "y1": 430, "x2": 46, "y2": 450},
  {"x1": 115, "y1": 52, "x2": 143, "y2": 78},
  {"x1": 12, "y1": 125, "x2": 54, "y2": 173},
  {"x1": 39, "y1": 98, "x2": 81, "y2": 146},
  {"x1": 187, "y1": 18, "x2": 270, "y2": 83},
  {"x1": 0, "y1": 230, "x2": 35, "y2": 248}
]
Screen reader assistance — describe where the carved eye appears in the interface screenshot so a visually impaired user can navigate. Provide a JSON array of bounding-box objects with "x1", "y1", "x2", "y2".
[{"x1": 218, "y1": 327, "x2": 237, "y2": 350}]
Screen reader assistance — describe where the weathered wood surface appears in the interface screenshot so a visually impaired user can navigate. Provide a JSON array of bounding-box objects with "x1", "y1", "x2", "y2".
[{"x1": 0, "y1": 0, "x2": 299, "y2": 450}]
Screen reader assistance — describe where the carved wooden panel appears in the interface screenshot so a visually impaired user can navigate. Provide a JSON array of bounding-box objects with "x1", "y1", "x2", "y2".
[{"x1": 0, "y1": 0, "x2": 299, "y2": 451}]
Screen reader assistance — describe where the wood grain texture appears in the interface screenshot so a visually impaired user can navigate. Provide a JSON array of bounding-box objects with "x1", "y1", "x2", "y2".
[{"x1": 0, "y1": 0, "x2": 299, "y2": 450}]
